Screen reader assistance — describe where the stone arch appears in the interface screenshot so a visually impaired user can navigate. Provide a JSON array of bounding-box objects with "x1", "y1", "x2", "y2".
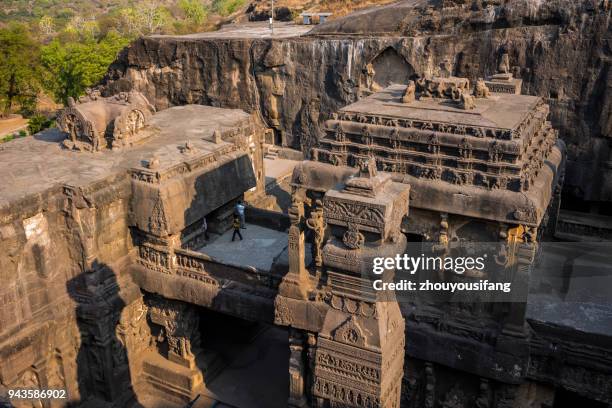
[{"x1": 370, "y1": 47, "x2": 415, "y2": 89}]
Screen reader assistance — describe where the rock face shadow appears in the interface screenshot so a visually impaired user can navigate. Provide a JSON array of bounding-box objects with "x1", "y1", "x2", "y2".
[
  {"x1": 32, "y1": 128, "x2": 66, "y2": 143},
  {"x1": 67, "y1": 260, "x2": 140, "y2": 407}
]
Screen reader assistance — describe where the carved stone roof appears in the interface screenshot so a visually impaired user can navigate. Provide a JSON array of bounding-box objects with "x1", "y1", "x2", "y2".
[
  {"x1": 306, "y1": 82, "x2": 565, "y2": 227},
  {"x1": 338, "y1": 84, "x2": 543, "y2": 138},
  {"x1": 314, "y1": 83, "x2": 558, "y2": 196},
  {"x1": 0, "y1": 105, "x2": 257, "y2": 212}
]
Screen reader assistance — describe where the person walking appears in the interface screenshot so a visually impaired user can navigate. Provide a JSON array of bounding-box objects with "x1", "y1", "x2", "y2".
[
  {"x1": 202, "y1": 217, "x2": 210, "y2": 240},
  {"x1": 235, "y1": 200, "x2": 246, "y2": 229},
  {"x1": 231, "y1": 215, "x2": 243, "y2": 241}
]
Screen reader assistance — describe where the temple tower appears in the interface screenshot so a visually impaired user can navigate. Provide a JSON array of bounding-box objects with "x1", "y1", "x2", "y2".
[{"x1": 276, "y1": 159, "x2": 409, "y2": 407}]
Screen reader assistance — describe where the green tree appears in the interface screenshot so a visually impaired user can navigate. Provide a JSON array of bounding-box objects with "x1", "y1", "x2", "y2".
[
  {"x1": 40, "y1": 31, "x2": 130, "y2": 104},
  {"x1": 179, "y1": 0, "x2": 208, "y2": 26},
  {"x1": 213, "y1": 0, "x2": 246, "y2": 16},
  {"x1": 0, "y1": 24, "x2": 41, "y2": 117},
  {"x1": 27, "y1": 113, "x2": 54, "y2": 134}
]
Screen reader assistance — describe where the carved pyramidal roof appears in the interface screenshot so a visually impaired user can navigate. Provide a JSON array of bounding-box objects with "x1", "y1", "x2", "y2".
[
  {"x1": 315, "y1": 82, "x2": 557, "y2": 194},
  {"x1": 310, "y1": 80, "x2": 564, "y2": 226}
]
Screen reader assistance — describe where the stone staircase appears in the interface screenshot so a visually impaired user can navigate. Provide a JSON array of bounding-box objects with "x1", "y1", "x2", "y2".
[
  {"x1": 264, "y1": 145, "x2": 279, "y2": 160},
  {"x1": 555, "y1": 210, "x2": 612, "y2": 241}
]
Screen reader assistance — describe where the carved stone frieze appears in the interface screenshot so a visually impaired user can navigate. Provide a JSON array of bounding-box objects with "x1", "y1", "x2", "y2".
[
  {"x1": 333, "y1": 316, "x2": 368, "y2": 348},
  {"x1": 323, "y1": 199, "x2": 385, "y2": 230},
  {"x1": 317, "y1": 83, "x2": 557, "y2": 195},
  {"x1": 147, "y1": 297, "x2": 201, "y2": 369}
]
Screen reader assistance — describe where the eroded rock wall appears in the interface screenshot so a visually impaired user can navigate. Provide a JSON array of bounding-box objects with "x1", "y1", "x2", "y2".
[
  {"x1": 101, "y1": 0, "x2": 611, "y2": 202},
  {"x1": 0, "y1": 176, "x2": 148, "y2": 405}
]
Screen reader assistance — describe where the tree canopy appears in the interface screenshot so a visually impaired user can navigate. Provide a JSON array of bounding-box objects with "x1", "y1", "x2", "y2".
[
  {"x1": 0, "y1": 0, "x2": 246, "y2": 116},
  {"x1": 40, "y1": 31, "x2": 130, "y2": 104},
  {"x1": 0, "y1": 24, "x2": 41, "y2": 117}
]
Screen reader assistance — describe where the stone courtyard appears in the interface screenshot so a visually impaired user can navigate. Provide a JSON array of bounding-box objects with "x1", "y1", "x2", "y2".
[{"x1": 1, "y1": 1, "x2": 612, "y2": 408}]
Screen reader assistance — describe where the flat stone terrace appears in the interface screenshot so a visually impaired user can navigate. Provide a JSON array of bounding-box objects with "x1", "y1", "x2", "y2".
[
  {"x1": 0, "y1": 105, "x2": 252, "y2": 209},
  {"x1": 198, "y1": 223, "x2": 289, "y2": 273},
  {"x1": 343, "y1": 84, "x2": 542, "y2": 131},
  {"x1": 151, "y1": 22, "x2": 312, "y2": 40}
]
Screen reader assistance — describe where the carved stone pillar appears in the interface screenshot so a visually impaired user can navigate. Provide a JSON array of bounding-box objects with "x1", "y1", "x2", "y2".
[
  {"x1": 306, "y1": 201, "x2": 327, "y2": 268},
  {"x1": 148, "y1": 298, "x2": 201, "y2": 369},
  {"x1": 276, "y1": 191, "x2": 315, "y2": 304},
  {"x1": 288, "y1": 329, "x2": 308, "y2": 407},
  {"x1": 494, "y1": 225, "x2": 534, "y2": 382},
  {"x1": 424, "y1": 363, "x2": 435, "y2": 408},
  {"x1": 502, "y1": 225, "x2": 536, "y2": 338},
  {"x1": 288, "y1": 196, "x2": 307, "y2": 283},
  {"x1": 144, "y1": 297, "x2": 207, "y2": 402},
  {"x1": 504, "y1": 244, "x2": 536, "y2": 338},
  {"x1": 310, "y1": 161, "x2": 409, "y2": 408},
  {"x1": 69, "y1": 262, "x2": 142, "y2": 404}
]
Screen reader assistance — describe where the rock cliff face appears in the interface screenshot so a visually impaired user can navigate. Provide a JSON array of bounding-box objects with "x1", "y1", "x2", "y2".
[
  {"x1": 0, "y1": 175, "x2": 146, "y2": 404},
  {"x1": 101, "y1": 0, "x2": 611, "y2": 202}
]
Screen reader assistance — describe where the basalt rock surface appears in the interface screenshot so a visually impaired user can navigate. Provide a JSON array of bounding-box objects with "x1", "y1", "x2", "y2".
[{"x1": 100, "y1": 0, "x2": 610, "y2": 200}]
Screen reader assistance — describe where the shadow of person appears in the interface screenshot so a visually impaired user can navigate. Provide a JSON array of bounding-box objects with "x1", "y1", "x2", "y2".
[{"x1": 66, "y1": 260, "x2": 141, "y2": 407}]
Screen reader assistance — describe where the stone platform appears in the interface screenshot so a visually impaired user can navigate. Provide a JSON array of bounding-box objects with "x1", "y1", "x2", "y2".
[
  {"x1": 0, "y1": 105, "x2": 254, "y2": 207},
  {"x1": 339, "y1": 84, "x2": 541, "y2": 131},
  {"x1": 152, "y1": 22, "x2": 312, "y2": 40},
  {"x1": 136, "y1": 326, "x2": 289, "y2": 408},
  {"x1": 198, "y1": 223, "x2": 290, "y2": 272}
]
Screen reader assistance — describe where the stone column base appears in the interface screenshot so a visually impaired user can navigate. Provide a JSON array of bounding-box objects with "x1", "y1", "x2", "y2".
[{"x1": 141, "y1": 349, "x2": 223, "y2": 404}]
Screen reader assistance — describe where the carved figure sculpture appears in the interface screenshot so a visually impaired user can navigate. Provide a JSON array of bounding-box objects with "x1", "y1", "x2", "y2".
[
  {"x1": 358, "y1": 157, "x2": 378, "y2": 178},
  {"x1": 343, "y1": 223, "x2": 365, "y2": 249},
  {"x1": 306, "y1": 202, "x2": 327, "y2": 267},
  {"x1": 402, "y1": 81, "x2": 416, "y2": 103},
  {"x1": 429, "y1": 80, "x2": 444, "y2": 98},
  {"x1": 113, "y1": 108, "x2": 148, "y2": 148},
  {"x1": 213, "y1": 129, "x2": 223, "y2": 144},
  {"x1": 79, "y1": 87, "x2": 101, "y2": 103},
  {"x1": 334, "y1": 125, "x2": 345, "y2": 142},
  {"x1": 364, "y1": 63, "x2": 376, "y2": 91},
  {"x1": 361, "y1": 126, "x2": 372, "y2": 145},
  {"x1": 416, "y1": 77, "x2": 429, "y2": 97},
  {"x1": 182, "y1": 140, "x2": 195, "y2": 154},
  {"x1": 498, "y1": 53, "x2": 511, "y2": 74},
  {"x1": 460, "y1": 89, "x2": 476, "y2": 110},
  {"x1": 474, "y1": 78, "x2": 491, "y2": 98},
  {"x1": 62, "y1": 112, "x2": 85, "y2": 144}
]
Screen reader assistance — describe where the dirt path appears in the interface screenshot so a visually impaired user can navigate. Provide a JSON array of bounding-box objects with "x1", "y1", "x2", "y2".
[{"x1": 0, "y1": 115, "x2": 28, "y2": 135}]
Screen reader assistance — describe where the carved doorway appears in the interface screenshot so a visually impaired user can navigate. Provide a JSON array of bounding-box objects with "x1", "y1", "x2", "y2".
[
  {"x1": 370, "y1": 47, "x2": 416, "y2": 89},
  {"x1": 197, "y1": 308, "x2": 290, "y2": 407},
  {"x1": 553, "y1": 389, "x2": 607, "y2": 408}
]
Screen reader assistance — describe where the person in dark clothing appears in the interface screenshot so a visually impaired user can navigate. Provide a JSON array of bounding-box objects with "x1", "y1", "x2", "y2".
[
  {"x1": 202, "y1": 217, "x2": 210, "y2": 240},
  {"x1": 231, "y1": 215, "x2": 243, "y2": 241},
  {"x1": 235, "y1": 200, "x2": 246, "y2": 229}
]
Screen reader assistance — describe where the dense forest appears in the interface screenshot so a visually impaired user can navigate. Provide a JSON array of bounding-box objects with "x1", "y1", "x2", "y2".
[
  {"x1": 0, "y1": 0, "x2": 391, "y2": 140},
  {"x1": 0, "y1": 0, "x2": 241, "y2": 122}
]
